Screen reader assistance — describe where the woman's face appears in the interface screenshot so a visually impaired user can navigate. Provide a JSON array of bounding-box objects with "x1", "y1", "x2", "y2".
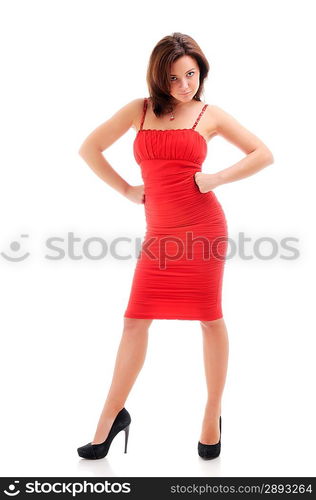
[{"x1": 168, "y1": 55, "x2": 200, "y2": 104}]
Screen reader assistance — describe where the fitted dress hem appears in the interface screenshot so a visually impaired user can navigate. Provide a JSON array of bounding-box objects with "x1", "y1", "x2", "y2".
[{"x1": 123, "y1": 313, "x2": 224, "y2": 321}]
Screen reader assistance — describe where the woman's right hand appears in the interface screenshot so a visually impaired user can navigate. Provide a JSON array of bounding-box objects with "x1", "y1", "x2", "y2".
[{"x1": 125, "y1": 184, "x2": 145, "y2": 204}]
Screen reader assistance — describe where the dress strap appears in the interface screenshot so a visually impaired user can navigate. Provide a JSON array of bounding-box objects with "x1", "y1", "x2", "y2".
[
  {"x1": 139, "y1": 97, "x2": 148, "y2": 130},
  {"x1": 192, "y1": 103, "x2": 208, "y2": 130}
]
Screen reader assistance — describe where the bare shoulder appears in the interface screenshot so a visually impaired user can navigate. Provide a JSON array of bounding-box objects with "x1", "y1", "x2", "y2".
[
  {"x1": 115, "y1": 97, "x2": 145, "y2": 129},
  {"x1": 204, "y1": 104, "x2": 232, "y2": 131},
  {"x1": 130, "y1": 97, "x2": 146, "y2": 130},
  {"x1": 205, "y1": 104, "x2": 274, "y2": 157},
  {"x1": 208, "y1": 104, "x2": 238, "y2": 124},
  {"x1": 113, "y1": 97, "x2": 144, "y2": 130},
  {"x1": 206, "y1": 104, "x2": 250, "y2": 134},
  {"x1": 202, "y1": 104, "x2": 220, "y2": 140},
  {"x1": 106, "y1": 97, "x2": 145, "y2": 131},
  {"x1": 78, "y1": 97, "x2": 145, "y2": 152}
]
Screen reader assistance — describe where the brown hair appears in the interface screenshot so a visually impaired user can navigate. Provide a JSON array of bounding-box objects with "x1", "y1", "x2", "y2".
[{"x1": 146, "y1": 32, "x2": 210, "y2": 117}]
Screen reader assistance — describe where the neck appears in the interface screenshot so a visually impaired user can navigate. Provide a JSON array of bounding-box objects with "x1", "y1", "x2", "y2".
[{"x1": 172, "y1": 96, "x2": 198, "y2": 109}]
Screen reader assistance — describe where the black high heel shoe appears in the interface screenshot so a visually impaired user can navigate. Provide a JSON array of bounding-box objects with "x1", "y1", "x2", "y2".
[
  {"x1": 198, "y1": 415, "x2": 221, "y2": 459},
  {"x1": 77, "y1": 407, "x2": 131, "y2": 460}
]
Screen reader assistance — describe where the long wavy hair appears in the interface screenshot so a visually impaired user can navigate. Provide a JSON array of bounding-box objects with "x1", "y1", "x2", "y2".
[{"x1": 146, "y1": 32, "x2": 210, "y2": 117}]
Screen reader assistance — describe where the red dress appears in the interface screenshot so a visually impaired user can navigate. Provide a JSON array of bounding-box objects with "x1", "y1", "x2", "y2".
[{"x1": 124, "y1": 98, "x2": 228, "y2": 321}]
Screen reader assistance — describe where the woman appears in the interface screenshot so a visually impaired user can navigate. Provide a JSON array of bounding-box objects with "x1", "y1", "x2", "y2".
[{"x1": 77, "y1": 32, "x2": 274, "y2": 460}]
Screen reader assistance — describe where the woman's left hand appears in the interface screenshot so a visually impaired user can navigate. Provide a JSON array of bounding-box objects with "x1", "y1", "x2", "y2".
[{"x1": 194, "y1": 172, "x2": 220, "y2": 193}]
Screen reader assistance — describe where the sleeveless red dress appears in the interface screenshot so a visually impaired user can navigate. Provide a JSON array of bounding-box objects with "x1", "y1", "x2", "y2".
[{"x1": 124, "y1": 98, "x2": 228, "y2": 321}]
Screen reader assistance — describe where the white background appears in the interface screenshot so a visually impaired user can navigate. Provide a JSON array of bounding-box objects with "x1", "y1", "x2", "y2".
[{"x1": 0, "y1": 0, "x2": 315, "y2": 478}]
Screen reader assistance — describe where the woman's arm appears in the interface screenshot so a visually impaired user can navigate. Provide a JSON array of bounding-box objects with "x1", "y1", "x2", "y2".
[
  {"x1": 78, "y1": 98, "x2": 145, "y2": 203},
  {"x1": 195, "y1": 105, "x2": 274, "y2": 192}
]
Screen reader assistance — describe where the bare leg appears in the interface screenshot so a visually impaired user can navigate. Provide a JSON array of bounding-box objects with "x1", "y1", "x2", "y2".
[
  {"x1": 199, "y1": 317, "x2": 229, "y2": 444},
  {"x1": 92, "y1": 317, "x2": 153, "y2": 444}
]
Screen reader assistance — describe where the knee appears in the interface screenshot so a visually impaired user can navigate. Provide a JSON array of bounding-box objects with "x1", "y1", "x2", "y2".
[
  {"x1": 123, "y1": 317, "x2": 152, "y2": 334},
  {"x1": 200, "y1": 317, "x2": 224, "y2": 332}
]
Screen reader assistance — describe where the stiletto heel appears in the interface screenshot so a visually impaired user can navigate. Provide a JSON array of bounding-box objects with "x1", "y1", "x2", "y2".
[
  {"x1": 198, "y1": 415, "x2": 221, "y2": 459},
  {"x1": 77, "y1": 407, "x2": 131, "y2": 460},
  {"x1": 124, "y1": 424, "x2": 130, "y2": 453}
]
